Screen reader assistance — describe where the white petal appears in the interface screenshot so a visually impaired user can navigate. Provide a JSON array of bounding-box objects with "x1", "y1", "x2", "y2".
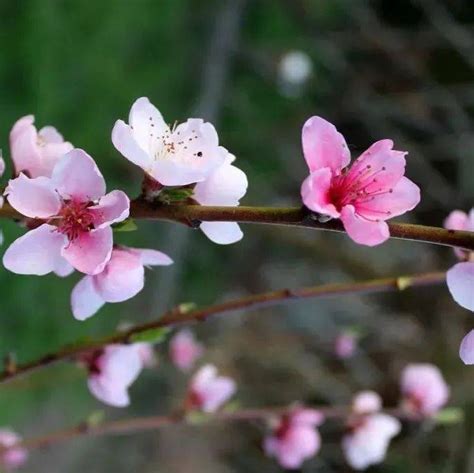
[
  {"x1": 71, "y1": 276, "x2": 105, "y2": 320},
  {"x1": 200, "y1": 221, "x2": 243, "y2": 245}
]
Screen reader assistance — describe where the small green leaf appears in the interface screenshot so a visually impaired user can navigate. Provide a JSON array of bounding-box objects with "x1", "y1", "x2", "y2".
[
  {"x1": 113, "y1": 219, "x2": 138, "y2": 232},
  {"x1": 130, "y1": 327, "x2": 170, "y2": 344},
  {"x1": 433, "y1": 407, "x2": 464, "y2": 425},
  {"x1": 87, "y1": 410, "x2": 105, "y2": 427},
  {"x1": 178, "y1": 302, "x2": 197, "y2": 314},
  {"x1": 158, "y1": 188, "x2": 194, "y2": 204},
  {"x1": 396, "y1": 277, "x2": 413, "y2": 291},
  {"x1": 186, "y1": 411, "x2": 211, "y2": 425}
]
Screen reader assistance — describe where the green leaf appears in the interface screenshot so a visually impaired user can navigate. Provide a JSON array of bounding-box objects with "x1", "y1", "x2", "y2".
[
  {"x1": 113, "y1": 218, "x2": 138, "y2": 232},
  {"x1": 186, "y1": 411, "x2": 211, "y2": 425},
  {"x1": 396, "y1": 277, "x2": 413, "y2": 291},
  {"x1": 433, "y1": 407, "x2": 464, "y2": 425},
  {"x1": 87, "y1": 410, "x2": 105, "y2": 427},
  {"x1": 130, "y1": 327, "x2": 171, "y2": 344},
  {"x1": 158, "y1": 188, "x2": 194, "y2": 204},
  {"x1": 177, "y1": 302, "x2": 197, "y2": 314}
]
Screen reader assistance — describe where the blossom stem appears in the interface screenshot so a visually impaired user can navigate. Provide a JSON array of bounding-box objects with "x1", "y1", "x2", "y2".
[
  {"x1": 0, "y1": 200, "x2": 473, "y2": 250},
  {"x1": 0, "y1": 271, "x2": 445, "y2": 384},
  {"x1": 20, "y1": 405, "x2": 407, "y2": 451}
]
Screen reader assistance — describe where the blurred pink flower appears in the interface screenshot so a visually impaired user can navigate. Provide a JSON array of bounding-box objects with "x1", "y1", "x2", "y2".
[
  {"x1": 352, "y1": 391, "x2": 382, "y2": 415},
  {"x1": 342, "y1": 413, "x2": 400, "y2": 470},
  {"x1": 401, "y1": 364, "x2": 449, "y2": 416},
  {"x1": 459, "y1": 330, "x2": 474, "y2": 365},
  {"x1": 71, "y1": 246, "x2": 172, "y2": 320},
  {"x1": 300, "y1": 116, "x2": 420, "y2": 246},
  {"x1": 169, "y1": 329, "x2": 204, "y2": 371},
  {"x1": 334, "y1": 332, "x2": 357, "y2": 359},
  {"x1": 3, "y1": 149, "x2": 129, "y2": 276},
  {"x1": 0, "y1": 429, "x2": 28, "y2": 471},
  {"x1": 444, "y1": 208, "x2": 474, "y2": 259},
  {"x1": 85, "y1": 344, "x2": 144, "y2": 407},
  {"x1": 264, "y1": 408, "x2": 324, "y2": 469},
  {"x1": 112, "y1": 97, "x2": 225, "y2": 186},
  {"x1": 187, "y1": 364, "x2": 236, "y2": 413},
  {"x1": 193, "y1": 150, "x2": 248, "y2": 244},
  {"x1": 10, "y1": 115, "x2": 73, "y2": 178},
  {"x1": 135, "y1": 342, "x2": 157, "y2": 368}
]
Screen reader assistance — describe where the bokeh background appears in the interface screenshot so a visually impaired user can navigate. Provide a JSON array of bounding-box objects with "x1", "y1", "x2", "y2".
[{"x1": 0, "y1": 0, "x2": 473, "y2": 471}]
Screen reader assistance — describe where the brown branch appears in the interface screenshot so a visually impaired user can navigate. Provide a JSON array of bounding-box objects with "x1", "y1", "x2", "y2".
[
  {"x1": 0, "y1": 200, "x2": 472, "y2": 251},
  {"x1": 0, "y1": 271, "x2": 446, "y2": 385},
  {"x1": 21, "y1": 404, "x2": 408, "y2": 451}
]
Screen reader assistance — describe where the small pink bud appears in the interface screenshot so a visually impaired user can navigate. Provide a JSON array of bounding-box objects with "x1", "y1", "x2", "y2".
[
  {"x1": 169, "y1": 329, "x2": 204, "y2": 371},
  {"x1": 0, "y1": 429, "x2": 28, "y2": 470}
]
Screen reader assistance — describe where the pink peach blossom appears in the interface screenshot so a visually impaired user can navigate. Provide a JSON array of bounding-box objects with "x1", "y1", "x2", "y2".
[
  {"x1": 71, "y1": 246, "x2": 172, "y2": 320},
  {"x1": 352, "y1": 391, "x2": 382, "y2": 415},
  {"x1": 85, "y1": 344, "x2": 144, "y2": 407},
  {"x1": 264, "y1": 408, "x2": 324, "y2": 469},
  {"x1": 187, "y1": 364, "x2": 235, "y2": 413},
  {"x1": 3, "y1": 149, "x2": 129, "y2": 276},
  {"x1": 459, "y1": 330, "x2": 474, "y2": 365},
  {"x1": 10, "y1": 115, "x2": 73, "y2": 178},
  {"x1": 135, "y1": 342, "x2": 157, "y2": 368},
  {"x1": 169, "y1": 329, "x2": 204, "y2": 371},
  {"x1": 112, "y1": 97, "x2": 225, "y2": 186},
  {"x1": 0, "y1": 429, "x2": 28, "y2": 470},
  {"x1": 444, "y1": 208, "x2": 474, "y2": 259},
  {"x1": 342, "y1": 413, "x2": 400, "y2": 470},
  {"x1": 334, "y1": 332, "x2": 357, "y2": 359},
  {"x1": 193, "y1": 150, "x2": 248, "y2": 244},
  {"x1": 401, "y1": 364, "x2": 449, "y2": 416},
  {"x1": 300, "y1": 117, "x2": 420, "y2": 246}
]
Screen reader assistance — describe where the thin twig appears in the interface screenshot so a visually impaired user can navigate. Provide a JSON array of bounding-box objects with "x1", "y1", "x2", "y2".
[{"x1": 0, "y1": 271, "x2": 446, "y2": 384}]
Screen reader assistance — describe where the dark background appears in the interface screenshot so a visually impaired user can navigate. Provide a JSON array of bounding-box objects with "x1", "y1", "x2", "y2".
[{"x1": 0, "y1": 0, "x2": 472, "y2": 471}]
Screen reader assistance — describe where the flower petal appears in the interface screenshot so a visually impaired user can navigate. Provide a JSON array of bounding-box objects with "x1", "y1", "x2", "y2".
[
  {"x1": 355, "y1": 176, "x2": 421, "y2": 220},
  {"x1": 200, "y1": 221, "x2": 243, "y2": 245},
  {"x1": 9, "y1": 115, "x2": 42, "y2": 176},
  {"x1": 444, "y1": 210, "x2": 468, "y2": 231},
  {"x1": 301, "y1": 116, "x2": 350, "y2": 173},
  {"x1": 111, "y1": 119, "x2": 153, "y2": 170},
  {"x1": 340, "y1": 204, "x2": 390, "y2": 246},
  {"x1": 53, "y1": 258, "x2": 74, "y2": 278},
  {"x1": 90, "y1": 190, "x2": 130, "y2": 228},
  {"x1": 94, "y1": 249, "x2": 144, "y2": 303},
  {"x1": 5, "y1": 174, "x2": 61, "y2": 218},
  {"x1": 71, "y1": 275, "x2": 105, "y2": 320},
  {"x1": 459, "y1": 330, "x2": 474, "y2": 365},
  {"x1": 62, "y1": 227, "x2": 113, "y2": 275},
  {"x1": 193, "y1": 157, "x2": 248, "y2": 206},
  {"x1": 447, "y1": 262, "x2": 474, "y2": 312},
  {"x1": 301, "y1": 168, "x2": 340, "y2": 217},
  {"x1": 52, "y1": 149, "x2": 106, "y2": 201},
  {"x1": 3, "y1": 224, "x2": 65, "y2": 275},
  {"x1": 88, "y1": 376, "x2": 131, "y2": 407},
  {"x1": 128, "y1": 97, "x2": 168, "y2": 152},
  {"x1": 134, "y1": 248, "x2": 173, "y2": 267}
]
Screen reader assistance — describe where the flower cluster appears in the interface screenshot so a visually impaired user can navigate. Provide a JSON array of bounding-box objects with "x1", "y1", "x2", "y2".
[
  {"x1": 1, "y1": 101, "x2": 248, "y2": 318},
  {"x1": 444, "y1": 208, "x2": 474, "y2": 364}
]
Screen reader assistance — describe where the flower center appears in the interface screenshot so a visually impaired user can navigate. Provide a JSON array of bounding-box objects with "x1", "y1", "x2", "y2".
[{"x1": 57, "y1": 200, "x2": 95, "y2": 241}]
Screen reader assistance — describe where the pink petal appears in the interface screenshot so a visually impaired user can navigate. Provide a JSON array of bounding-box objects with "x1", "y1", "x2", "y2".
[
  {"x1": 88, "y1": 376, "x2": 131, "y2": 407},
  {"x1": 61, "y1": 227, "x2": 113, "y2": 275},
  {"x1": 447, "y1": 262, "x2": 474, "y2": 312},
  {"x1": 37, "y1": 142, "x2": 74, "y2": 177},
  {"x1": 38, "y1": 126, "x2": 66, "y2": 143},
  {"x1": 128, "y1": 97, "x2": 168, "y2": 152},
  {"x1": 459, "y1": 330, "x2": 474, "y2": 365},
  {"x1": 200, "y1": 222, "x2": 243, "y2": 245},
  {"x1": 94, "y1": 249, "x2": 144, "y2": 303},
  {"x1": 444, "y1": 210, "x2": 468, "y2": 231},
  {"x1": 90, "y1": 190, "x2": 130, "y2": 228},
  {"x1": 348, "y1": 140, "x2": 407, "y2": 193},
  {"x1": 5, "y1": 174, "x2": 61, "y2": 218},
  {"x1": 53, "y1": 258, "x2": 74, "y2": 278},
  {"x1": 340, "y1": 205, "x2": 390, "y2": 246},
  {"x1": 200, "y1": 377, "x2": 236, "y2": 413},
  {"x1": 355, "y1": 176, "x2": 421, "y2": 221},
  {"x1": 111, "y1": 119, "x2": 153, "y2": 170},
  {"x1": 301, "y1": 116, "x2": 350, "y2": 173},
  {"x1": 301, "y1": 168, "x2": 340, "y2": 218},
  {"x1": 71, "y1": 276, "x2": 105, "y2": 321},
  {"x1": 193, "y1": 157, "x2": 248, "y2": 206},
  {"x1": 169, "y1": 329, "x2": 204, "y2": 371},
  {"x1": 52, "y1": 149, "x2": 106, "y2": 201},
  {"x1": 134, "y1": 248, "x2": 173, "y2": 266},
  {"x1": 291, "y1": 409, "x2": 325, "y2": 427},
  {"x1": 0, "y1": 155, "x2": 5, "y2": 178},
  {"x1": 3, "y1": 224, "x2": 65, "y2": 275},
  {"x1": 9, "y1": 115, "x2": 42, "y2": 176}
]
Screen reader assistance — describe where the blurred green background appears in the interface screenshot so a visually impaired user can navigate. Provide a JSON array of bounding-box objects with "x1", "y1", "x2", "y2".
[{"x1": 0, "y1": 0, "x2": 473, "y2": 471}]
